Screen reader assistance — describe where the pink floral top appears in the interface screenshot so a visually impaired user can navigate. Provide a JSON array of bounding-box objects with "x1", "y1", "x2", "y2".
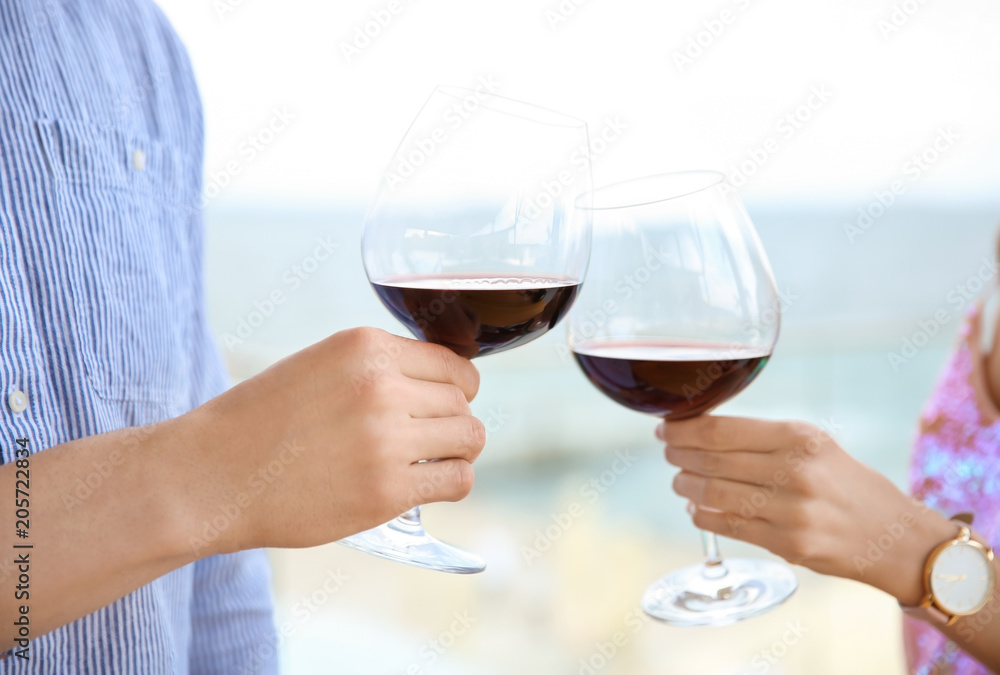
[{"x1": 906, "y1": 306, "x2": 1000, "y2": 674}]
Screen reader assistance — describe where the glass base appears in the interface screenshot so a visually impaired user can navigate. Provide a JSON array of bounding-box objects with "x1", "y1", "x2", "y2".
[
  {"x1": 641, "y1": 558, "x2": 797, "y2": 626},
  {"x1": 338, "y1": 510, "x2": 486, "y2": 575}
]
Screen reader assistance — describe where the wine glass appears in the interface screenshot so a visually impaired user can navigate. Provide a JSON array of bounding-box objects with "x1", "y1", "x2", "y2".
[
  {"x1": 567, "y1": 171, "x2": 797, "y2": 625},
  {"x1": 345, "y1": 86, "x2": 592, "y2": 574}
]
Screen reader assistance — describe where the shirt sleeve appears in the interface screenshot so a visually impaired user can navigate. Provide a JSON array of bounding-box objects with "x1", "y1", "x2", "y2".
[{"x1": 188, "y1": 549, "x2": 279, "y2": 674}]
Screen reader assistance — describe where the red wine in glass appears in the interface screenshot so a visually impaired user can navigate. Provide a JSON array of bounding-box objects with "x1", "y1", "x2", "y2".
[
  {"x1": 572, "y1": 341, "x2": 770, "y2": 420},
  {"x1": 373, "y1": 274, "x2": 580, "y2": 359}
]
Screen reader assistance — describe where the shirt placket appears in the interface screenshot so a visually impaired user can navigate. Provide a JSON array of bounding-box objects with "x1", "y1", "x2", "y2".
[{"x1": 0, "y1": 219, "x2": 52, "y2": 461}]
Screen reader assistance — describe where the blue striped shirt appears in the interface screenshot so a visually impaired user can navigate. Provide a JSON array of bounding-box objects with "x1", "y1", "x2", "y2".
[{"x1": 0, "y1": 0, "x2": 278, "y2": 672}]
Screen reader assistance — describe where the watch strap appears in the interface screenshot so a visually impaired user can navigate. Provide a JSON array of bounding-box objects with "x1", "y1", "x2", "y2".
[{"x1": 901, "y1": 597, "x2": 952, "y2": 626}]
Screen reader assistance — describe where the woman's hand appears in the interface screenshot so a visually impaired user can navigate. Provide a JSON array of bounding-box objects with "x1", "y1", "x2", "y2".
[{"x1": 660, "y1": 416, "x2": 957, "y2": 605}]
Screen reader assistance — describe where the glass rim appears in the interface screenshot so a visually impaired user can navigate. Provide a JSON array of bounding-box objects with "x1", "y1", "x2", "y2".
[
  {"x1": 434, "y1": 85, "x2": 588, "y2": 130},
  {"x1": 576, "y1": 170, "x2": 726, "y2": 211}
]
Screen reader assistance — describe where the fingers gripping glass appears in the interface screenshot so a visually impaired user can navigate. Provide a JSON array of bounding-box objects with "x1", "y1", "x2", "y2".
[
  {"x1": 344, "y1": 86, "x2": 593, "y2": 574},
  {"x1": 568, "y1": 171, "x2": 797, "y2": 625}
]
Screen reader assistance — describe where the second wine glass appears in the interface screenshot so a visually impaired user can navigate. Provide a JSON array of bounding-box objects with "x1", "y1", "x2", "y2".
[
  {"x1": 346, "y1": 86, "x2": 592, "y2": 574},
  {"x1": 568, "y1": 171, "x2": 797, "y2": 625}
]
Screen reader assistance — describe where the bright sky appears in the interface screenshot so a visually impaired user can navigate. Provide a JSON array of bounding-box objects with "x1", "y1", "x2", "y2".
[{"x1": 156, "y1": 0, "x2": 1000, "y2": 207}]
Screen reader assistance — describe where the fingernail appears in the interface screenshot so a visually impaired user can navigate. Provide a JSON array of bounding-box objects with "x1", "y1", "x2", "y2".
[
  {"x1": 655, "y1": 422, "x2": 666, "y2": 440},
  {"x1": 685, "y1": 501, "x2": 696, "y2": 516}
]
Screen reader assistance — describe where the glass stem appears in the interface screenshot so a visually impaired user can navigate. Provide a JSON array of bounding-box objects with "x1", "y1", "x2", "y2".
[
  {"x1": 386, "y1": 507, "x2": 424, "y2": 535},
  {"x1": 701, "y1": 530, "x2": 721, "y2": 565},
  {"x1": 701, "y1": 531, "x2": 728, "y2": 578},
  {"x1": 398, "y1": 506, "x2": 421, "y2": 525}
]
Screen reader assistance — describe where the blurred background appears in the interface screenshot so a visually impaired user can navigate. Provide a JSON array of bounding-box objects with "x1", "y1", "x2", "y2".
[{"x1": 156, "y1": 0, "x2": 1000, "y2": 672}]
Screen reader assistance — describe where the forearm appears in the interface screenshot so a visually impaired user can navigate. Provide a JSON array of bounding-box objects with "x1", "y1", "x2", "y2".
[{"x1": 0, "y1": 419, "x2": 207, "y2": 651}]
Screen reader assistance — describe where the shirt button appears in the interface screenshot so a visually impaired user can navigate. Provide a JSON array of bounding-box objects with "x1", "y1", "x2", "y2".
[
  {"x1": 132, "y1": 149, "x2": 146, "y2": 171},
  {"x1": 8, "y1": 391, "x2": 28, "y2": 414}
]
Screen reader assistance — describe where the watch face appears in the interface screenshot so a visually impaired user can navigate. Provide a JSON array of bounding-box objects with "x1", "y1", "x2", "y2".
[{"x1": 930, "y1": 542, "x2": 996, "y2": 615}]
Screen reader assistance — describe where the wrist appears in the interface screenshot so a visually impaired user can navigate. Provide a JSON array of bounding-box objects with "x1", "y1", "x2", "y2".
[
  {"x1": 877, "y1": 506, "x2": 957, "y2": 606},
  {"x1": 143, "y1": 412, "x2": 243, "y2": 561}
]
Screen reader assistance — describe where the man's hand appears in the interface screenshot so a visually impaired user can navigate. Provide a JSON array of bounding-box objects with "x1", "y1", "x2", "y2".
[
  {"x1": 659, "y1": 416, "x2": 956, "y2": 606},
  {"x1": 179, "y1": 327, "x2": 486, "y2": 554},
  {"x1": 1, "y1": 327, "x2": 486, "y2": 648}
]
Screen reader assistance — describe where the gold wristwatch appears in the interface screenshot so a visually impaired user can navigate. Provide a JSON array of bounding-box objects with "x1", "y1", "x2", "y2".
[{"x1": 901, "y1": 513, "x2": 996, "y2": 626}]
